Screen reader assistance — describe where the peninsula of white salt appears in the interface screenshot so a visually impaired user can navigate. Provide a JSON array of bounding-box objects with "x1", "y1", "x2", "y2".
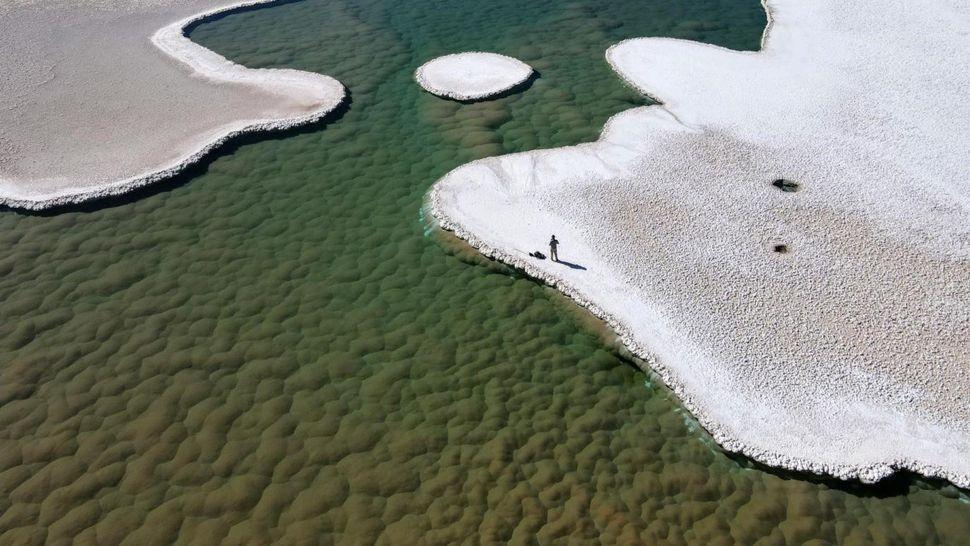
[
  {"x1": 415, "y1": 52, "x2": 533, "y2": 101},
  {"x1": 0, "y1": 0, "x2": 345, "y2": 210},
  {"x1": 431, "y1": 0, "x2": 970, "y2": 486}
]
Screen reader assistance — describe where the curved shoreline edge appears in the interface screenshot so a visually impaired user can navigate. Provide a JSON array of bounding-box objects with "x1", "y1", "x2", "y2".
[
  {"x1": 427, "y1": 0, "x2": 970, "y2": 489},
  {"x1": 0, "y1": 0, "x2": 345, "y2": 211},
  {"x1": 428, "y1": 194, "x2": 969, "y2": 489}
]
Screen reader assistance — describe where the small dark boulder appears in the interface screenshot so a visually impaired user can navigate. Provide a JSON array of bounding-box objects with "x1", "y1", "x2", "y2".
[{"x1": 771, "y1": 179, "x2": 799, "y2": 192}]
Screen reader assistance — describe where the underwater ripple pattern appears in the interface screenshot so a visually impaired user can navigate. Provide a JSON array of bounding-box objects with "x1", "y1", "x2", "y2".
[{"x1": 1, "y1": 0, "x2": 968, "y2": 543}]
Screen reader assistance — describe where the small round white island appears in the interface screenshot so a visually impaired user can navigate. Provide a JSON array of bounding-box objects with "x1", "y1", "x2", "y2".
[{"x1": 415, "y1": 52, "x2": 534, "y2": 101}]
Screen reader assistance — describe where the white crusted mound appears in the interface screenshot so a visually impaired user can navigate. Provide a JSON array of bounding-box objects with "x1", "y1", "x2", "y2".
[
  {"x1": 415, "y1": 52, "x2": 533, "y2": 101},
  {"x1": 0, "y1": 0, "x2": 345, "y2": 210},
  {"x1": 430, "y1": 0, "x2": 970, "y2": 486}
]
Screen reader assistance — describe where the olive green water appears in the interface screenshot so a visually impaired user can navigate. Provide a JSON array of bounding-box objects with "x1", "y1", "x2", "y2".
[{"x1": 1, "y1": 0, "x2": 968, "y2": 544}]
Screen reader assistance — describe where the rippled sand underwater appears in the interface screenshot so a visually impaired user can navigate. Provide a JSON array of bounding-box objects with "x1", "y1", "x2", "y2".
[{"x1": 1, "y1": 0, "x2": 968, "y2": 543}]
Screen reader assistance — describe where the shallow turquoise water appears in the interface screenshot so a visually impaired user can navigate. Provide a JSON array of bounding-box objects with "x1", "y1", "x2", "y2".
[{"x1": 0, "y1": 0, "x2": 967, "y2": 543}]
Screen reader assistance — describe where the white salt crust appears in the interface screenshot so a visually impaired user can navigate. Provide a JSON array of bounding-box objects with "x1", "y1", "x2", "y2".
[
  {"x1": 430, "y1": 0, "x2": 970, "y2": 487},
  {"x1": 415, "y1": 52, "x2": 533, "y2": 101},
  {"x1": 0, "y1": 0, "x2": 344, "y2": 210}
]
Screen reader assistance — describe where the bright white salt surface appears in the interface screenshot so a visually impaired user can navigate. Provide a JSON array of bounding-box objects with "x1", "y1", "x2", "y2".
[
  {"x1": 0, "y1": 0, "x2": 344, "y2": 210},
  {"x1": 431, "y1": 0, "x2": 970, "y2": 486},
  {"x1": 415, "y1": 52, "x2": 533, "y2": 100}
]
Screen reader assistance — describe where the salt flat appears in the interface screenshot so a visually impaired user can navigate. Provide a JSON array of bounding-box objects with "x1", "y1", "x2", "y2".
[
  {"x1": 0, "y1": 0, "x2": 344, "y2": 210},
  {"x1": 431, "y1": 0, "x2": 970, "y2": 485},
  {"x1": 415, "y1": 52, "x2": 533, "y2": 101}
]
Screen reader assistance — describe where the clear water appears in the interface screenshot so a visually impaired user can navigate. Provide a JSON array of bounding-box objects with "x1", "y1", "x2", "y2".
[{"x1": 1, "y1": 0, "x2": 967, "y2": 543}]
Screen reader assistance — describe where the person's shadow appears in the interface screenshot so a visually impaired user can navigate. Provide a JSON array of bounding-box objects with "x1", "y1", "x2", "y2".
[{"x1": 556, "y1": 259, "x2": 586, "y2": 271}]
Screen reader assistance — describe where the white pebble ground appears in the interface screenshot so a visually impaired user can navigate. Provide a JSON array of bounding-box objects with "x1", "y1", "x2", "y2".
[
  {"x1": 0, "y1": 0, "x2": 344, "y2": 210},
  {"x1": 415, "y1": 52, "x2": 533, "y2": 101},
  {"x1": 431, "y1": 0, "x2": 970, "y2": 486}
]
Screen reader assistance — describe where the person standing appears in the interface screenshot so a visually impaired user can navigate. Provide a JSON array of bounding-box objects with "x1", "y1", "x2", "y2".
[{"x1": 549, "y1": 235, "x2": 559, "y2": 262}]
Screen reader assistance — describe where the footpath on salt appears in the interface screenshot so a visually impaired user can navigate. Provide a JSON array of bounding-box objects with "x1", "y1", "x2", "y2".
[
  {"x1": 0, "y1": 0, "x2": 344, "y2": 210},
  {"x1": 431, "y1": 0, "x2": 970, "y2": 486},
  {"x1": 415, "y1": 52, "x2": 533, "y2": 101}
]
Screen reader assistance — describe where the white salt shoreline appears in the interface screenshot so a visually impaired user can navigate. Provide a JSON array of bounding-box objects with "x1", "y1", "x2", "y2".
[
  {"x1": 0, "y1": 0, "x2": 344, "y2": 210},
  {"x1": 415, "y1": 52, "x2": 533, "y2": 101},
  {"x1": 430, "y1": 0, "x2": 970, "y2": 487}
]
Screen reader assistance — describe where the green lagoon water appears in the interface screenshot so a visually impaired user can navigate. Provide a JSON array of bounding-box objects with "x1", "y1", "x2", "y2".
[{"x1": 1, "y1": 0, "x2": 968, "y2": 543}]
